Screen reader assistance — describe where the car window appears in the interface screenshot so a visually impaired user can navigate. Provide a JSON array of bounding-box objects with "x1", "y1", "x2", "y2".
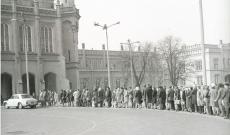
[
  {"x1": 21, "y1": 95, "x2": 32, "y2": 99},
  {"x1": 14, "y1": 95, "x2": 19, "y2": 99}
]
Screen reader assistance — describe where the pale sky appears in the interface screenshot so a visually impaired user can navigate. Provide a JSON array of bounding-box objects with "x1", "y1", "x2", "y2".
[{"x1": 76, "y1": 0, "x2": 230, "y2": 50}]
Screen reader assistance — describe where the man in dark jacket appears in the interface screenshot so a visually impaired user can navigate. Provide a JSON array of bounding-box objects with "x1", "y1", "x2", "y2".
[
  {"x1": 152, "y1": 87, "x2": 158, "y2": 109},
  {"x1": 167, "y1": 86, "x2": 174, "y2": 110},
  {"x1": 105, "y1": 87, "x2": 112, "y2": 107},
  {"x1": 158, "y1": 86, "x2": 165, "y2": 110},
  {"x1": 97, "y1": 88, "x2": 104, "y2": 107},
  {"x1": 146, "y1": 84, "x2": 153, "y2": 109}
]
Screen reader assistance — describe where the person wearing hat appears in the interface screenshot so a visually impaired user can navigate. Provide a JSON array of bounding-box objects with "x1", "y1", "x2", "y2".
[
  {"x1": 210, "y1": 83, "x2": 219, "y2": 115},
  {"x1": 222, "y1": 83, "x2": 230, "y2": 119}
]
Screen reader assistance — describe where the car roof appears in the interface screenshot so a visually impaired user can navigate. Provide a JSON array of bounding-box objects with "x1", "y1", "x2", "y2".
[{"x1": 13, "y1": 94, "x2": 30, "y2": 96}]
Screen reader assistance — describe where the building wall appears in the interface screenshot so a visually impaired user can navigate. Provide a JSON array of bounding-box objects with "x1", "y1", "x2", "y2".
[
  {"x1": 184, "y1": 42, "x2": 230, "y2": 86},
  {"x1": 1, "y1": 0, "x2": 80, "y2": 100}
]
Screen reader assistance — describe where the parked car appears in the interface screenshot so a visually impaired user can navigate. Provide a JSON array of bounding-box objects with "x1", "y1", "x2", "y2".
[{"x1": 3, "y1": 94, "x2": 38, "y2": 109}]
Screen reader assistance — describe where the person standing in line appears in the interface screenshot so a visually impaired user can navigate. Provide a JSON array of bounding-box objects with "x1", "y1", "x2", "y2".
[
  {"x1": 180, "y1": 87, "x2": 186, "y2": 111},
  {"x1": 142, "y1": 85, "x2": 147, "y2": 108},
  {"x1": 210, "y1": 83, "x2": 219, "y2": 115},
  {"x1": 146, "y1": 84, "x2": 153, "y2": 109},
  {"x1": 92, "y1": 88, "x2": 98, "y2": 107},
  {"x1": 152, "y1": 87, "x2": 158, "y2": 109},
  {"x1": 222, "y1": 83, "x2": 230, "y2": 119},
  {"x1": 215, "y1": 83, "x2": 226, "y2": 117},
  {"x1": 97, "y1": 87, "x2": 104, "y2": 107},
  {"x1": 157, "y1": 86, "x2": 164, "y2": 110},
  {"x1": 167, "y1": 86, "x2": 174, "y2": 110},
  {"x1": 123, "y1": 88, "x2": 129, "y2": 108},
  {"x1": 174, "y1": 87, "x2": 181, "y2": 111},
  {"x1": 197, "y1": 86, "x2": 204, "y2": 113},
  {"x1": 105, "y1": 87, "x2": 112, "y2": 108},
  {"x1": 54, "y1": 91, "x2": 58, "y2": 106},
  {"x1": 128, "y1": 87, "x2": 133, "y2": 108},
  {"x1": 186, "y1": 88, "x2": 192, "y2": 112},
  {"x1": 203, "y1": 86, "x2": 211, "y2": 114},
  {"x1": 112, "y1": 89, "x2": 117, "y2": 108},
  {"x1": 191, "y1": 86, "x2": 198, "y2": 112},
  {"x1": 135, "y1": 86, "x2": 142, "y2": 108}
]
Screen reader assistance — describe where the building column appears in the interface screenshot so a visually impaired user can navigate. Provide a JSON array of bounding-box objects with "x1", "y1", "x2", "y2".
[
  {"x1": 55, "y1": 1, "x2": 69, "y2": 91},
  {"x1": 34, "y1": 0, "x2": 42, "y2": 97},
  {"x1": 11, "y1": 0, "x2": 23, "y2": 93}
]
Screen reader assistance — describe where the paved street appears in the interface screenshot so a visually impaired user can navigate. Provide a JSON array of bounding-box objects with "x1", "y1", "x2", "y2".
[{"x1": 1, "y1": 107, "x2": 230, "y2": 135}]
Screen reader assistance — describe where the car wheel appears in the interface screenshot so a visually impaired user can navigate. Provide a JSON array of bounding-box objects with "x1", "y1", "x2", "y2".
[
  {"x1": 31, "y1": 105, "x2": 36, "y2": 109},
  {"x1": 4, "y1": 103, "x2": 9, "y2": 109},
  {"x1": 18, "y1": 103, "x2": 23, "y2": 109}
]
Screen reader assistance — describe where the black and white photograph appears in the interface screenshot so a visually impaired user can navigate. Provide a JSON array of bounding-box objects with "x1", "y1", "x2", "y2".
[{"x1": 1, "y1": 0, "x2": 230, "y2": 135}]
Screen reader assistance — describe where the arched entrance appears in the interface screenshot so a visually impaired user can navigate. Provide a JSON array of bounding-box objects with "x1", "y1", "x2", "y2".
[
  {"x1": 225, "y1": 74, "x2": 230, "y2": 83},
  {"x1": 22, "y1": 73, "x2": 35, "y2": 95},
  {"x1": 1, "y1": 73, "x2": 12, "y2": 101},
  {"x1": 44, "y1": 72, "x2": 56, "y2": 91}
]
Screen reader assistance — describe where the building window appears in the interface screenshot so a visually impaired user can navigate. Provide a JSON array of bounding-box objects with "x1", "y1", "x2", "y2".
[
  {"x1": 40, "y1": 26, "x2": 53, "y2": 53},
  {"x1": 1, "y1": 24, "x2": 9, "y2": 51},
  {"x1": 195, "y1": 60, "x2": 202, "y2": 71},
  {"x1": 213, "y1": 58, "x2": 218, "y2": 70},
  {"x1": 197, "y1": 76, "x2": 203, "y2": 85},
  {"x1": 19, "y1": 25, "x2": 32, "y2": 52},
  {"x1": 214, "y1": 74, "x2": 219, "y2": 84}
]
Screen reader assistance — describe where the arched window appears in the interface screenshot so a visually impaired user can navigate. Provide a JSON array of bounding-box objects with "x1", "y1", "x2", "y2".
[
  {"x1": 1, "y1": 24, "x2": 9, "y2": 51},
  {"x1": 19, "y1": 25, "x2": 32, "y2": 52},
  {"x1": 40, "y1": 26, "x2": 53, "y2": 53}
]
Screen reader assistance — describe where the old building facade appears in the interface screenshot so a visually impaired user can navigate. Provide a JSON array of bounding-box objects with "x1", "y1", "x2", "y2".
[
  {"x1": 1, "y1": 0, "x2": 80, "y2": 100},
  {"x1": 78, "y1": 44, "x2": 162, "y2": 90},
  {"x1": 183, "y1": 41, "x2": 230, "y2": 86}
]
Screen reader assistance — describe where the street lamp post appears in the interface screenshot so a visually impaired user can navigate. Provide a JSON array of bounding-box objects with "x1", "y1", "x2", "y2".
[
  {"x1": 199, "y1": 0, "x2": 207, "y2": 85},
  {"x1": 120, "y1": 39, "x2": 140, "y2": 88},
  {"x1": 94, "y1": 21, "x2": 120, "y2": 88}
]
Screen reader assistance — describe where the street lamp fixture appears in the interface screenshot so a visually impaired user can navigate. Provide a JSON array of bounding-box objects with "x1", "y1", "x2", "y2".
[{"x1": 94, "y1": 21, "x2": 120, "y2": 88}]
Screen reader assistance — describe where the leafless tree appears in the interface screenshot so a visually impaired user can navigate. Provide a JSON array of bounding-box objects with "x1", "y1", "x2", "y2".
[
  {"x1": 121, "y1": 42, "x2": 159, "y2": 87},
  {"x1": 157, "y1": 36, "x2": 193, "y2": 86}
]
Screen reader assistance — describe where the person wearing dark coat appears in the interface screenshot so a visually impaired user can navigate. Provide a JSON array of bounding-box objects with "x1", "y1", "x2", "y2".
[
  {"x1": 97, "y1": 88, "x2": 104, "y2": 107},
  {"x1": 152, "y1": 87, "x2": 158, "y2": 109},
  {"x1": 157, "y1": 86, "x2": 165, "y2": 110},
  {"x1": 146, "y1": 84, "x2": 153, "y2": 109},
  {"x1": 134, "y1": 87, "x2": 142, "y2": 108},
  {"x1": 105, "y1": 87, "x2": 112, "y2": 107},
  {"x1": 186, "y1": 88, "x2": 192, "y2": 112},
  {"x1": 174, "y1": 87, "x2": 181, "y2": 111},
  {"x1": 167, "y1": 86, "x2": 175, "y2": 110}
]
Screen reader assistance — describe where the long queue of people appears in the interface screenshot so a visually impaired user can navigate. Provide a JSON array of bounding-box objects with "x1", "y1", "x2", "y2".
[{"x1": 38, "y1": 82, "x2": 230, "y2": 120}]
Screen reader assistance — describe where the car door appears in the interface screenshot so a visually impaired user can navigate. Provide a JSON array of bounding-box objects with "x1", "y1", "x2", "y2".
[
  {"x1": 12, "y1": 95, "x2": 20, "y2": 107},
  {"x1": 7, "y1": 96, "x2": 15, "y2": 107}
]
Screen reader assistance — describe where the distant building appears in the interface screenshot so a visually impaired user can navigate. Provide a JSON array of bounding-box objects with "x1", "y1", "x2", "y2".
[
  {"x1": 78, "y1": 44, "x2": 161, "y2": 90},
  {"x1": 1, "y1": 0, "x2": 80, "y2": 100},
  {"x1": 181, "y1": 40, "x2": 230, "y2": 86}
]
